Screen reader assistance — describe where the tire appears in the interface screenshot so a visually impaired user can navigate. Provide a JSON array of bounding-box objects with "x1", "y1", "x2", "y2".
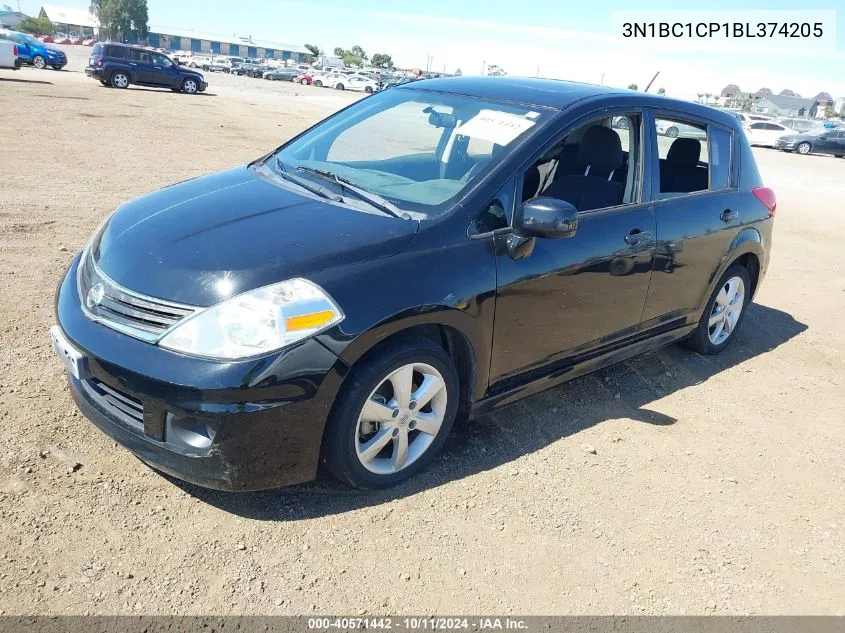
[
  {"x1": 796, "y1": 142, "x2": 812, "y2": 155},
  {"x1": 99, "y1": 80, "x2": 109, "y2": 86},
  {"x1": 51, "y1": 65, "x2": 62, "y2": 70},
  {"x1": 684, "y1": 263, "x2": 751, "y2": 355},
  {"x1": 321, "y1": 338, "x2": 460, "y2": 489},
  {"x1": 666, "y1": 126, "x2": 679, "y2": 138},
  {"x1": 300, "y1": 78, "x2": 308, "y2": 85},
  {"x1": 33, "y1": 55, "x2": 46, "y2": 69},
  {"x1": 364, "y1": 86, "x2": 373, "y2": 94},
  {"x1": 314, "y1": 80, "x2": 322, "y2": 87},
  {"x1": 335, "y1": 83, "x2": 344, "y2": 90},
  {"x1": 110, "y1": 71, "x2": 129, "y2": 89},
  {"x1": 181, "y1": 78, "x2": 199, "y2": 94}
]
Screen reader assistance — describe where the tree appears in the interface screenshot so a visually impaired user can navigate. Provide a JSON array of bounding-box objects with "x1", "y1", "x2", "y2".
[
  {"x1": 657, "y1": 87, "x2": 666, "y2": 95},
  {"x1": 18, "y1": 16, "x2": 55, "y2": 34},
  {"x1": 370, "y1": 53, "x2": 393, "y2": 69},
  {"x1": 627, "y1": 83, "x2": 638, "y2": 90},
  {"x1": 350, "y1": 45, "x2": 367, "y2": 61},
  {"x1": 333, "y1": 46, "x2": 344, "y2": 57},
  {"x1": 486, "y1": 64, "x2": 506, "y2": 76},
  {"x1": 304, "y1": 44, "x2": 320, "y2": 57},
  {"x1": 90, "y1": 0, "x2": 148, "y2": 41},
  {"x1": 454, "y1": 68, "x2": 462, "y2": 76}
]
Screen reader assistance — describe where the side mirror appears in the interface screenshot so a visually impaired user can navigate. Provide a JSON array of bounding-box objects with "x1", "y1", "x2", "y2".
[{"x1": 515, "y1": 197, "x2": 578, "y2": 239}]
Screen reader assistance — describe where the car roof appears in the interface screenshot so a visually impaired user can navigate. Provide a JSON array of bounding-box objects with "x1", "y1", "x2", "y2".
[{"x1": 403, "y1": 76, "x2": 740, "y2": 127}]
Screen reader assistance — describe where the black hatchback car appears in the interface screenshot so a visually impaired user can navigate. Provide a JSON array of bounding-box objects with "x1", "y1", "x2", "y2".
[
  {"x1": 52, "y1": 78, "x2": 776, "y2": 491},
  {"x1": 85, "y1": 42, "x2": 207, "y2": 94}
]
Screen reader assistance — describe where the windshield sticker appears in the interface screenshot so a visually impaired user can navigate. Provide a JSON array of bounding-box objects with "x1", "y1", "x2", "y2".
[{"x1": 457, "y1": 110, "x2": 536, "y2": 146}]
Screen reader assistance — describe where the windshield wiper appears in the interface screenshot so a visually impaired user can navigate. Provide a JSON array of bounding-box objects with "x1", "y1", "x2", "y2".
[
  {"x1": 275, "y1": 158, "x2": 343, "y2": 202},
  {"x1": 296, "y1": 166, "x2": 405, "y2": 219}
]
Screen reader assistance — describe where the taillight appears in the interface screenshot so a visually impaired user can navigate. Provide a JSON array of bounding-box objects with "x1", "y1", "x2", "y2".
[
  {"x1": 96, "y1": 56, "x2": 103, "y2": 68},
  {"x1": 13, "y1": 44, "x2": 18, "y2": 56},
  {"x1": 752, "y1": 187, "x2": 776, "y2": 217}
]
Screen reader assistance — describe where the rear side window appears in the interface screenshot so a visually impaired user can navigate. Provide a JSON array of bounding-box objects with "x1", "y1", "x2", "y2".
[
  {"x1": 129, "y1": 48, "x2": 151, "y2": 63},
  {"x1": 105, "y1": 45, "x2": 126, "y2": 59},
  {"x1": 654, "y1": 118, "x2": 709, "y2": 196},
  {"x1": 91, "y1": 42, "x2": 103, "y2": 55},
  {"x1": 708, "y1": 127, "x2": 732, "y2": 190}
]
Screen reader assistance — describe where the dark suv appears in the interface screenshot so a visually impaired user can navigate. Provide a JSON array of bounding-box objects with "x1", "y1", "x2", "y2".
[
  {"x1": 52, "y1": 78, "x2": 775, "y2": 491},
  {"x1": 85, "y1": 43, "x2": 207, "y2": 94}
]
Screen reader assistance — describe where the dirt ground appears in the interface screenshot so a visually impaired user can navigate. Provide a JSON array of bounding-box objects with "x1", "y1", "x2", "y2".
[{"x1": 0, "y1": 46, "x2": 843, "y2": 616}]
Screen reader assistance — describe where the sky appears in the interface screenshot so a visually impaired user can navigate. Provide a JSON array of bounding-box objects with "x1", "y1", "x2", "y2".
[{"x1": 15, "y1": 0, "x2": 845, "y2": 99}]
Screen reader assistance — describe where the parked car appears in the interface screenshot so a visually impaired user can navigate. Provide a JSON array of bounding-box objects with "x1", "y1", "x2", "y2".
[
  {"x1": 776, "y1": 118, "x2": 819, "y2": 134},
  {"x1": 656, "y1": 119, "x2": 707, "y2": 139},
  {"x1": 334, "y1": 74, "x2": 379, "y2": 93},
  {"x1": 311, "y1": 71, "x2": 334, "y2": 87},
  {"x1": 82, "y1": 37, "x2": 97, "y2": 47},
  {"x1": 205, "y1": 59, "x2": 231, "y2": 73},
  {"x1": 776, "y1": 127, "x2": 845, "y2": 156},
  {"x1": 85, "y1": 42, "x2": 207, "y2": 94},
  {"x1": 744, "y1": 121, "x2": 794, "y2": 148},
  {"x1": 263, "y1": 67, "x2": 299, "y2": 81},
  {"x1": 233, "y1": 63, "x2": 268, "y2": 78},
  {"x1": 295, "y1": 72, "x2": 313, "y2": 85},
  {"x1": 0, "y1": 29, "x2": 66, "y2": 69},
  {"x1": 0, "y1": 36, "x2": 21, "y2": 70},
  {"x1": 52, "y1": 77, "x2": 774, "y2": 491},
  {"x1": 188, "y1": 55, "x2": 212, "y2": 69},
  {"x1": 729, "y1": 111, "x2": 771, "y2": 125}
]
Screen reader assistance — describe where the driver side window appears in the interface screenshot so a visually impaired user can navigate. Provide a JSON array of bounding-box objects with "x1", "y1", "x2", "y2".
[{"x1": 520, "y1": 114, "x2": 641, "y2": 213}]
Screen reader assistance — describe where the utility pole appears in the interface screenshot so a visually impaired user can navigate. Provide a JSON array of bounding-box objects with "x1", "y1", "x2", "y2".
[
  {"x1": 600, "y1": 72, "x2": 605, "y2": 85},
  {"x1": 481, "y1": 59, "x2": 486, "y2": 75}
]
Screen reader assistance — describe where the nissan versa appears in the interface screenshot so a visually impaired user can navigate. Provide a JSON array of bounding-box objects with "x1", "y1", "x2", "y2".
[{"x1": 52, "y1": 77, "x2": 776, "y2": 491}]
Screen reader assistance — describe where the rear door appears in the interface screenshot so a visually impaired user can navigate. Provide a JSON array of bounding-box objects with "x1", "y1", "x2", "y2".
[
  {"x1": 128, "y1": 48, "x2": 154, "y2": 83},
  {"x1": 640, "y1": 111, "x2": 740, "y2": 329}
]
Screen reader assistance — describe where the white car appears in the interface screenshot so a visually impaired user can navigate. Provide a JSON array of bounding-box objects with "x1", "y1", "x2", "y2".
[
  {"x1": 744, "y1": 121, "x2": 795, "y2": 148},
  {"x1": 339, "y1": 75, "x2": 380, "y2": 93},
  {"x1": 656, "y1": 119, "x2": 707, "y2": 139},
  {"x1": 188, "y1": 55, "x2": 212, "y2": 69},
  {"x1": 312, "y1": 71, "x2": 339, "y2": 88},
  {"x1": 0, "y1": 34, "x2": 21, "y2": 70},
  {"x1": 729, "y1": 111, "x2": 772, "y2": 125}
]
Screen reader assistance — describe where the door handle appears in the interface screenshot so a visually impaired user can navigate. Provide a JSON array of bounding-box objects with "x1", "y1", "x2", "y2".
[
  {"x1": 129, "y1": 62, "x2": 137, "y2": 66},
  {"x1": 720, "y1": 209, "x2": 738, "y2": 223},
  {"x1": 624, "y1": 229, "x2": 652, "y2": 245}
]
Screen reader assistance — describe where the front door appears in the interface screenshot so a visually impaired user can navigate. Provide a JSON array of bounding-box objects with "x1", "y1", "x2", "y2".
[
  {"x1": 640, "y1": 112, "x2": 741, "y2": 327},
  {"x1": 489, "y1": 111, "x2": 655, "y2": 386},
  {"x1": 128, "y1": 48, "x2": 154, "y2": 84},
  {"x1": 151, "y1": 53, "x2": 178, "y2": 87}
]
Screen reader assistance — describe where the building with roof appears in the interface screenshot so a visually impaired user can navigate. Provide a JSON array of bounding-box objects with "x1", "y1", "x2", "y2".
[
  {"x1": 0, "y1": 10, "x2": 29, "y2": 29},
  {"x1": 753, "y1": 94, "x2": 818, "y2": 118},
  {"x1": 39, "y1": 4, "x2": 98, "y2": 35},
  {"x1": 132, "y1": 26, "x2": 309, "y2": 61}
]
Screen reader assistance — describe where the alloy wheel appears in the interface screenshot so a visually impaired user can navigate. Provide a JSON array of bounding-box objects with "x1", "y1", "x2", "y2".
[
  {"x1": 667, "y1": 127, "x2": 679, "y2": 138},
  {"x1": 355, "y1": 363, "x2": 448, "y2": 475},
  {"x1": 183, "y1": 79, "x2": 198, "y2": 94},
  {"x1": 33, "y1": 55, "x2": 46, "y2": 69},
  {"x1": 112, "y1": 73, "x2": 129, "y2": 88},
  {"x1": 797, "y1": 142, "x2": 811, "y2": 155},
  {"x1": 708, "y1": 276, "x2": 745, "y2": 345}
]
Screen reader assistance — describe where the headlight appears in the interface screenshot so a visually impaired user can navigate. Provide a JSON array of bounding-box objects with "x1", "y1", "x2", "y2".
[{"x1": 158, "y1": 278, "x2": 343, "y2": 360}]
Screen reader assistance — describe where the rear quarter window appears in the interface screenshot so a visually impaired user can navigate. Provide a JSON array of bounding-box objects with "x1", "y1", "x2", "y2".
[{"x1": 105, "y1": 45, "x2": 126, "y2": 59}]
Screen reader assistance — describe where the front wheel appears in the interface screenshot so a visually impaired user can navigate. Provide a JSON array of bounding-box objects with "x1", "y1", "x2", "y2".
[
  {"x1": 33, "y1": 55, "x2": 46, "y2": 69},
  {"x1": 313, "y1": 80, "x2": 322, "y2": 87},
  {"x1": 666, "y1": 126, "x2": 679, "y2": 138},
  {"x1": 321, "y1": 338, "x2": 459, "y2": 489},
  {"x1": 796, "y1": 142, "x2": 812, "y2": 155},
  {"x1": 364, "y1": 86, "x2": 373, "y2": 93},
  {"x1": 300, "y1": 78, "x2": 308, "y2": 85},
  {"x1": 335, "y1": 83, "x2": 344, "y2": 90},
  {"x1": 684, "y1": 264, "x2": 751, "y2": 355},
  {"x1": 181, "y1": 78, "x2": 199, "y2": 94}
]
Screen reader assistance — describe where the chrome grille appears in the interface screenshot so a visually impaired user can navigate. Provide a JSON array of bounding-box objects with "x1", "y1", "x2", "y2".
[
  {"x1": 80, "y1": 378, "x2": 144, "y2": 430},
  {"x1": 78, "y1": 249, "x2": 198, "y2": 342}
]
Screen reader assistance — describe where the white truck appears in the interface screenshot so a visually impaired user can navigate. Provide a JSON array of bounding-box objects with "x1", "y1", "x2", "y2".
[{"x1": 0, "y1": 33, "x2": 22, "y2": 70}]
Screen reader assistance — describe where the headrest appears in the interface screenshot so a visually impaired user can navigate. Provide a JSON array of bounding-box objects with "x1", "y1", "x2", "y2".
[
  {"x1": 577, "y1": 126, "x2": 623, "y2": 175},
  {"x1": 666, "y1": 138, "x2": 701, "y2": 167}
]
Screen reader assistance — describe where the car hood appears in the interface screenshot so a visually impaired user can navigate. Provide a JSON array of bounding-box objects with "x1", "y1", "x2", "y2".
[{"x1": 91, "y1": 165, "x2": 418, "y2": 306}]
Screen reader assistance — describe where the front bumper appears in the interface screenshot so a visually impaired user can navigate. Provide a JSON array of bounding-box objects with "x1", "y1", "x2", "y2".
[{"x1": 55, "y1": 254, "x2": 348, "y2": 491}]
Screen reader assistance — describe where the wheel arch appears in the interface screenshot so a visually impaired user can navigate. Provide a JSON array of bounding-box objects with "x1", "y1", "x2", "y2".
[
  {"x1": 698, "y1": 227, "x2": 765, "y2": 319},
  {"x1": 331, "y1": 308, "x2": 487, "y2": 410}
]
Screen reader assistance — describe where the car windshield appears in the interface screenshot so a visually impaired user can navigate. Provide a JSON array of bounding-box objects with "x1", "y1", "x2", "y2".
[{"x1": 270, "y1": 87, "x2": 549, "y2": 213}]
